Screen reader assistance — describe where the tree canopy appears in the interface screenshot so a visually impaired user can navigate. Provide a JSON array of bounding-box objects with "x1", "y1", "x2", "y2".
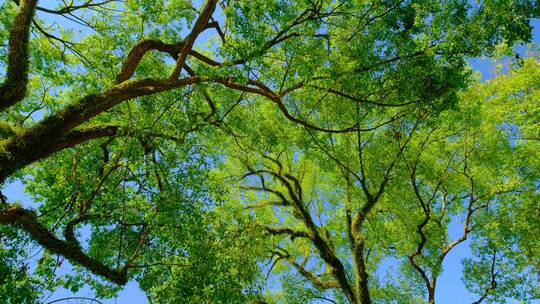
[{"x1": 0, "y1": 0, "x2": 538, "y2": 303}]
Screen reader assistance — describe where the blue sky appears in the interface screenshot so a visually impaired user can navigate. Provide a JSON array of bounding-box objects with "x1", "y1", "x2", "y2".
[{"x1": 1, "y1": 2, "x2": 539, "y2": 303}]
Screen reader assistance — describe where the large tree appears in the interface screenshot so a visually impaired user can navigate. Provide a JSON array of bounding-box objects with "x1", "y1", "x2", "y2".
[
  {"x1": 0, "y1": 0, "x2": 537, "y2": 303},
  {"x1": 217, "y1": 58, "x2": 540, "y2": 303}
]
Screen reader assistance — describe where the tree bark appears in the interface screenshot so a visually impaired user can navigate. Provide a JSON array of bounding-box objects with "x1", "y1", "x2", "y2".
[
  {"x1": 0, "y1": 205, "x2": 128, "y2": 285},
  {"x1": 0, "y1": 0, "x2": 37, "y2": 111}
]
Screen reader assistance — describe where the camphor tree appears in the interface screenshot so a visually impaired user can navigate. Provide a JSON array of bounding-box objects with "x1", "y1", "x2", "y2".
[{"x1": 0, "y1": 0, "x2": 538, "y2": 303}]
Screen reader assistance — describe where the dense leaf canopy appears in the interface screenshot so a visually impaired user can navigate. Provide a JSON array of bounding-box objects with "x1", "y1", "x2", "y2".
[{"x1": 0, "y1": 0, "x2": 538, "y2": 303}]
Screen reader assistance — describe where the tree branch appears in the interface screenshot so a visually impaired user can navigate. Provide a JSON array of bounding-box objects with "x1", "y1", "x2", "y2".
[
  {"x1": 36, "y1": 1, "x2": 116, "y2": 15},
  {"x1": 0, "y1": 77, "x2": 199, "y2": 183},
  {"x1": 0, "y1": 205, "x2": 129, "y2": 285},
  {"x1": 0, "y1": 0, "x2": 38, "y2": 111},
  {"x1": 241, "y1": 158, "x2": 357, "y2": 303},
  {"x1": 288, "y1": 258, "x2": 340, "y2": 290},
  {"x1": 471, "y1": 250, "x2": 498, "y2": 304},
  {"x1": 265, "y1": 226, "x2": 312, "y2": 241},
  {"x1": 169, "y1": 0, "x2": 218, "y2": 80}
]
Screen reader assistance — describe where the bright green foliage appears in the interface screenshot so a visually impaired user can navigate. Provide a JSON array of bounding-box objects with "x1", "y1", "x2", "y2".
[
  {"x1": 0, "y1": 228, "x2": 39, "y2": 304},
  {"x1": 459, "y1": 58, "x2": 540, "y2": 302},
  {"x1": 0, "y1": 0, "x2": 538, "y2": 303},
  {"x1": 212, "y1": 58, "x2": 540, "y2": 303}
]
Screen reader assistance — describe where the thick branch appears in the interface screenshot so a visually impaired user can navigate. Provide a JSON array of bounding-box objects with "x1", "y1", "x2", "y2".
[
  {"x1": 0, "y1": 77, "x2": 199, "y2": 183},
  {"x1": 351, "y1": 238, "x2": 372, "y2": 304},
  {"x1": 0, "y1": 205, "x2": 128, "y2": 285},
  {"x1": 116, "y1": 39, "x2": 221, "y2": 83},
  {"x1": 244, "y1": 163, "x2": 357, "y2": 303},
  {"x1": 169, "y1": 0, "x2": 218, "y2": 80},
  {"x1": 116, "y1": 40, "x2": 183, "y2": 83},
  {"x1": 52, "y1": 125, "x2": 121, "y2": 152},
  {"x1": 0, "y1": 0, "x2": 38, "y2": 111}
]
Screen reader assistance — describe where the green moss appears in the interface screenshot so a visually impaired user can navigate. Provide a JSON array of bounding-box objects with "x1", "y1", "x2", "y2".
[{"x1": 0, "y1": 122, "x2": 24, "y2": 138}]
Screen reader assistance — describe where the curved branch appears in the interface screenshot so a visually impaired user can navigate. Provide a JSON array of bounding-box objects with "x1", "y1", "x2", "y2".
[
  {"x1": 0, "y1": 205, "x2": 128, "y2": 285},
  {"x1": 169, "y1": 0, "x2": 219, "y2": 80},
  {"x1": 116, "y1": 40, "x2": 184, "y2": 84},
  {"x1": 241, "y1": 161, "x2": 357, "y2": 302},
  {"x1": 215, "y1": 78, "x2": 385, "y2": 134},
  {"x1": 0, "y1": 77, "x2": 199, "y2": 183},
  {"x1": 310, "y1": 85, "x2": 420, "y2": 107},
  {"x1": 47, "y1": 297, "x2": 105, "y2": 304},
  {"x1": 116, "y1": 37, "x2": 221, "y2": 84},
  {"x1": 0, "y1": 0, "x2": 38, "y2": 111},
  {"x1": 37, "y1": 1, "x2": 115, "y2": 15}
]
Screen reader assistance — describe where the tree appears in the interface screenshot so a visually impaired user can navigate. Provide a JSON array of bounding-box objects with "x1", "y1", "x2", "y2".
[
  {"x1": 0, "y1": 0, "x2": 538, "y2": 303},
  {"x1": 218, "y1": 58, "x2": 540, "y2": 302}
]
